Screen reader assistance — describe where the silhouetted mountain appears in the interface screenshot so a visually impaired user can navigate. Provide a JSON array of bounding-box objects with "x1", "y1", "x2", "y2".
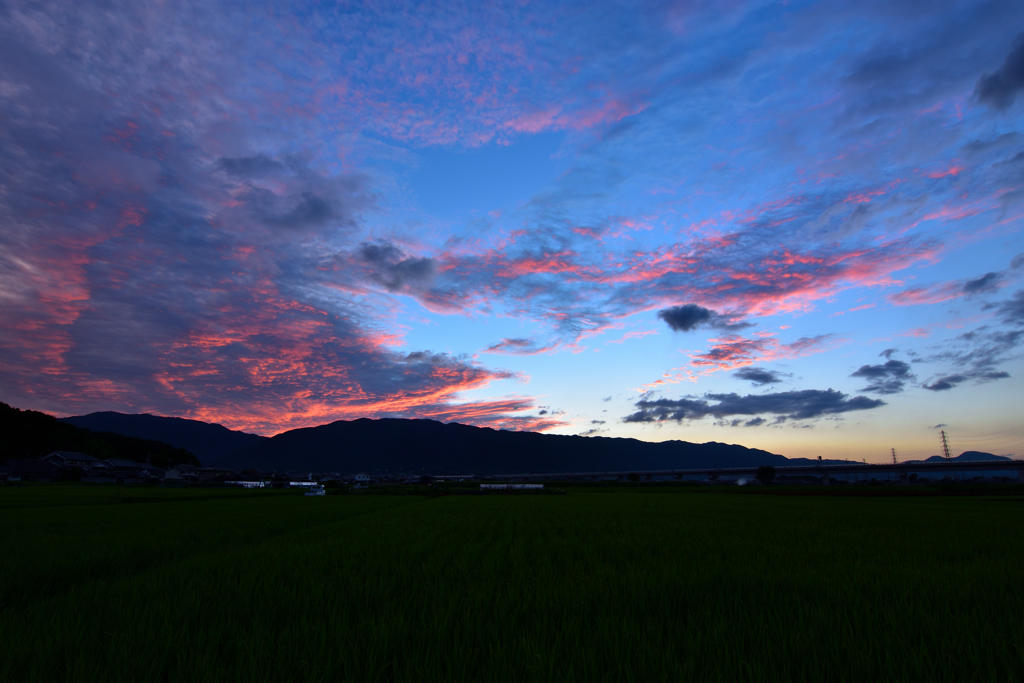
[
  {"x1": 906, "y1": 451, "x2": 1011, "y2": 464},
  {"x1": 226, "y1": 417, "x2": 824, "y2": 474},
  {"x1": 61, "y1": 412, "x2": 266, "y2": 467},
  {"x1": 1, "y1": 402, "x2": 199, "y2": 468}
]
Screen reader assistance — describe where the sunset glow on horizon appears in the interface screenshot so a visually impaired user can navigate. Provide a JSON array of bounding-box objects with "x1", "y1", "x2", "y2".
[{"x1": 2, "y1": 0, "x2": 1023, "y2": 461}]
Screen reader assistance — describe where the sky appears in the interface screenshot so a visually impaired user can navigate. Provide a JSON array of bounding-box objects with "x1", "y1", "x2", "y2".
[{"x1": 2, "y1": 0, "x2": 1024, "y2": 461}]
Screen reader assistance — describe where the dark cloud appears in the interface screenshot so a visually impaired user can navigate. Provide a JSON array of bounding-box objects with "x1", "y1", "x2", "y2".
[
  {"x1": 219, "y1": 154, "x2": 286, "y2": 177},
  {"x1": 976, "y1": 33, "x2": 1024, "y2": 110},
  {"x1": 622, "y1": 389, "x2": 884, "y2": 423},
  {"x1": 923, "y1": 370, "x2": 1010, "y2": 391},
  {"x1": 962, "y1": 271, "x2": 1002, "y2": 295},
  {"x1": 733, "y1": 367, "x2": 783, "y2": 386},
  {"x1": 358, "y1": 241, "x2": 438, "y2": 293},
  {"x1": 963, "y1": 132, "x2": 1021, "y2": 157},
  {"x1": 658, "y1": 304, "x2": 713, "y2": 331},
  {"x1": 851, "y1": 359, "x2": 915, "y2": 394},
  {"x1": 591, "y1": 419, "x2": 605, "y2": 424},
  {"x1": 270, "y1": 192, "x2": 334, "y2": 227},
  {"x1": 602, "y1": 396, "x2": 612, "y2": 402},
  {"x1": 993, "y1": 289, "x2": 1024, "y2": 325},
  {"x1": 1011, "y1": 253, "x2": 1024, "y2": 270},
  {"x1": 246, "y1": 189, "x2": 339, "y2": 230},
  {"x1": 744, "y1": 417, "x2": 766, "y2": 427},
  {"x1": 880, "y1": 348, "x2": 898, "y2": 359},
  {"x1": 657, "y1": 304, "x2": 751, "y2": 333},
  {"x1": 539, "y1": 410, "x2": 548, "y2": 415},
  {"x1": 923, "y1": 374, "x2": 965, "y2": 391}
]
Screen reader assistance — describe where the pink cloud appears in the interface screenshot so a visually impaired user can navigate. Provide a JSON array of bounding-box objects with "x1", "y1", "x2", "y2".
[
  {"x1": 639, "y1": 333, "x2": 840, "y2": 389},
  {"x1": 607, "y1": 330, "x2": 658, "y2": 344}
]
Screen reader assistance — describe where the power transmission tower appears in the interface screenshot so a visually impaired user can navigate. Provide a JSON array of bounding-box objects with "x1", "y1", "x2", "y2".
[
  {"x1": 940, "y1": 430, "x2": 952, "y2": 461},
  {"x1": 891, "y1": 448, "x2": 898, "y2": 465}
]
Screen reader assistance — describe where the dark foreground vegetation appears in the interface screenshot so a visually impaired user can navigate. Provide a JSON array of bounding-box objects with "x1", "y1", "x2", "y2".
[{"x1": 2, "y1": 484, "x2": 1022, "y2": 682}]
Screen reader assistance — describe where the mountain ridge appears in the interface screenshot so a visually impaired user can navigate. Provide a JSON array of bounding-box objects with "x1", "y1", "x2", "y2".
[
  {"x1": 61, "y1": 411, "x2": 266, "y2": 467},
  {"x1": 60, "y1": 410, "x2": 1016, "y2": 475}
]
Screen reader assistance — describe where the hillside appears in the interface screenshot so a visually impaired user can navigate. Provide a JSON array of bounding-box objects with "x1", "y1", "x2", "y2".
[
  {"x1": 1, "y1": 403, "x2": 199, "y2": 468},
  {"x1": 62, "y1": 412, "x2": 266, "y2": 467}
]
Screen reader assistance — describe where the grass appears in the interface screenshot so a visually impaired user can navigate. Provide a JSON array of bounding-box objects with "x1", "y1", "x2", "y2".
[{"x1": 1, "y1": 484, "x2": 1022, "y2": 681}]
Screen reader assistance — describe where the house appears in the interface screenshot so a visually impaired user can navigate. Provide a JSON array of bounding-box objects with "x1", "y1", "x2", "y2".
[
  {"x1": 42, "y1": 451, "x2": 99, "y2": 469},
  {"x1": 354, "y1": 473, "x2": 371, "y2": 483},
  {"x1": 7, "y1": 459, "x2": 63, "y2": 482},
  {"x1": 196, "y1": 467, "x2": 238, "y2": 482},
  {"x1": 164, "y1": 464, "x2": 199, "y2": 481},
  {"x1": 81, "y1": 459, "x2": 164, "y2": 483},
  {"x1": 104, "y1": 459, "x2": 163, "y2": 479}
]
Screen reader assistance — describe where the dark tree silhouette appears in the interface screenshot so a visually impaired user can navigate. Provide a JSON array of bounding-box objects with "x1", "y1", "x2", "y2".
[{"x1": 756, "y1": 465, "x2": 776, "y2": 485}]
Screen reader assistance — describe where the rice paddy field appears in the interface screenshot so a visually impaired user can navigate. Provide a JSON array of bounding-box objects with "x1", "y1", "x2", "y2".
[{"x1": 2, "y1": 484, "x2": 1022, "y2": 682}]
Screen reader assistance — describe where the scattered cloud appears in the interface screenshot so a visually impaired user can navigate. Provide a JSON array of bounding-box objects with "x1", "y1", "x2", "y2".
[
  {"x1": 993, "y1": 289, "x2": 1024, "y2": 326},
  {"x1": 917, "y1": 318, "x2": 1021, "y2": 393},
  {"x1": 688, "y1": 334, "x2": 838, "y2": 374},
  {"x1": 623, "y1": 389, "x2": 885, "y2": 424},
  {"x1": 851, "y1": 359, "x2": 915, "y2": 394},
  {"x1": 733, "y1": 367, "x2": 784, "y2": 386},
  {"x1": 1, "y1": 0, "x2": 1022, "y2": 439}
]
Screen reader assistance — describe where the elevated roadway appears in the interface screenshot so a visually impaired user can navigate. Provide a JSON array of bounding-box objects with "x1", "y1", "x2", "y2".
[{"x1": 448, "y1": 459, "x2": 1024, "y2": 484}]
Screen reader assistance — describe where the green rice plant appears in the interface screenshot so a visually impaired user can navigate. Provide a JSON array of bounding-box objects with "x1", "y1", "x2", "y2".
[{"x1": 1, "y1": 488, "x2": 1021, "y2": 681}]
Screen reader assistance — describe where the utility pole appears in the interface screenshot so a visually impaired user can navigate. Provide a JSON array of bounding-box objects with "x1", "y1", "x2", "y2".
[
  {"x1": 891, "y1": 448, "x2": 898, "y2": 465},
  {"x1": 940, "y1": 430, "x2": 952, "y2": 461}
]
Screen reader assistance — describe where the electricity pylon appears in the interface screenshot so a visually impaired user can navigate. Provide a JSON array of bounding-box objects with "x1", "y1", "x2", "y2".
[{"x1": 940, "y1": 430, "x2": 952, "y2": 461}]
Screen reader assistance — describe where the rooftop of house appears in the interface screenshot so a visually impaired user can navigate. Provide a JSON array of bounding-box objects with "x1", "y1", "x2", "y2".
[
  {"x1": 45, "y1": 451, "x2": 99, "y2": 462},
  {"x1": 104, "y1": 459, "x2": 145, "y2": 469}
]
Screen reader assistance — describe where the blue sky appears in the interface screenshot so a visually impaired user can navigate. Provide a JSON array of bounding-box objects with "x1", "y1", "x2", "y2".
[{"x1": 1, "y1": 0, "x2": 1023, "y2": 461}]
